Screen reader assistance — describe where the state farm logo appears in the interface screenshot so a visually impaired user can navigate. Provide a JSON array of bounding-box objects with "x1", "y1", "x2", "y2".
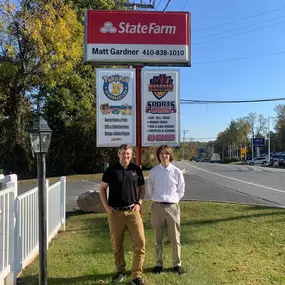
[
  {"x1": 100, "y1": 22, "x2": 117, "y2": 33},
  {"x1": 99, "y1": 21, "x2": 176, "y2": 35}
]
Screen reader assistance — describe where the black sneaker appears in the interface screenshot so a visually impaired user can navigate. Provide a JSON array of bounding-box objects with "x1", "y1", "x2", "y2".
[
  {"x1": 173, "y1": 266, "x2": 187, "y2": 275},
  {"x1": 151, "y1": 266, "x2": 163, "y2": 274},
  {"x1": 112, "y1": 272, "x2": 126, "y2": 283},
  {"x1": 131, "y1": 277, "x2": 145, "y2": 285}
]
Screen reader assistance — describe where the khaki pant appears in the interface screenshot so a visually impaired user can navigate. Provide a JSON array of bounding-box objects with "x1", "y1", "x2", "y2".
[
  {"x1": 151, "y1": 202, "x2": 181, "y2": 267},
  {"x1": 108, "y1": 210, "x2": 145, "y2": 279}
]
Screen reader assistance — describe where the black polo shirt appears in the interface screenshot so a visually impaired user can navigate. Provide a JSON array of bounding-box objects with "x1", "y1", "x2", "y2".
[{"x1": 102, "y1": 162, "x2": 145, "y2": 207}]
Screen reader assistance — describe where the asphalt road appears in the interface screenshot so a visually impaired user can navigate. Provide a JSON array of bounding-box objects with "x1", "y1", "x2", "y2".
[
  {"x1": 175, "y1": 161, "x2": 285, "y2": 208},
  {"x1": 17, "y1": 161, "x2": 285, "y2": 212}
]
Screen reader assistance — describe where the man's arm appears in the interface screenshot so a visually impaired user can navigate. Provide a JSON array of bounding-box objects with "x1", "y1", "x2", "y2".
[
  {"x1": 133, "y1": 184, "x2": 145, "y2": 212},
  {"x1": 137, "y1": 184, "x2": 145, "y2": 205},
  {"x1": 99, "y1": 181, "x2": 116, "y2": 214},
  {"x1": 177, "y1": 171, "x2": 185, "y2": 201},
  {"x1": 147, "y1": 173, "x2": 154, "y2": 198}
]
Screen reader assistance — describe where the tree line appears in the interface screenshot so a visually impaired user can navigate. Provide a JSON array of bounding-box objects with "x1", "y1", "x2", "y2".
[
  {"x1": 214, "y1": 108, "x2": 285, "y2": 160},
  {"x1": 0, "y1": 0, "x2": 143, "y2": 179}
]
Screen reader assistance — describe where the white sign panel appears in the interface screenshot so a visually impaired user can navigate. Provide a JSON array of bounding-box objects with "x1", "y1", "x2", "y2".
[
  {"x1": 96, "y1": 69, "x2": 136, "y2": 147},
  {"x1": 142, "y1": 69, "x2": 180, "y2": 146}
]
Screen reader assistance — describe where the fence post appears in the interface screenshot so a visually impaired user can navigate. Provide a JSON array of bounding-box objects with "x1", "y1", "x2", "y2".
[
  {"x1": 13, "y1": 197, "x2": 19, "y2": 285},
  {"x1": 12, "y1": 175, "x2": 19, "y2": 285},
  {"x1": 0, "y1": 174, "x2": 4, "y2": 190},
  {"x1": 60, "y1": 177, "x2": 66, "y2": 231}
]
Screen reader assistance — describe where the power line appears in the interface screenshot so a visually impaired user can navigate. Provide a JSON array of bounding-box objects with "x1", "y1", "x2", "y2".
[
  {"x1": 193, "y1": 51, "x2": 285, "y2": 65},
  {"x1": 155, "y1": 0, "x2": 162, "y2": 10},
  {"x1": 180, "y1": 97, "x2": 285, "y2": 104},
  {"x1": 181, "y1": 0, "x2": 188, "y2": 11},
  {"x1": 163, "y1": 0, "x2": 171, "y2": 11},
  {"x1": 183, "y1": 137, "x2": 217, "y2": 140},
  {"x1": 193, "y1": 15, "x2": 285, "y2": 40},
  {"x1": 193, "y1": 6, "x2": 285, "y2": 32},
  {"x1": 193, "y1": 20, "x2": 285, "y2": 45}
]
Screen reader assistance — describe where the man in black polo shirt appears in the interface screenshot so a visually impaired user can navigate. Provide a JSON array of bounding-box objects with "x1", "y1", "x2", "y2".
[{"x1": 100, "y1": 144, "x2": 146, "y2": 285}]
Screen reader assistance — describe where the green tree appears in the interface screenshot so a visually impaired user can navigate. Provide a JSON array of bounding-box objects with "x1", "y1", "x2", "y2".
[
  {"x1": 274, "y1": 104, "x2": 285, "y2": 151},
  {"x1": 0, "y1": 0, "x2": 83, "y2": 175}
]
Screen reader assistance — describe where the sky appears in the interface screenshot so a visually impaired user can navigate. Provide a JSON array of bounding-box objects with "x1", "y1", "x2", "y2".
[{"x1": 152, "y1": 0, "x2": 285, "y2": 141}]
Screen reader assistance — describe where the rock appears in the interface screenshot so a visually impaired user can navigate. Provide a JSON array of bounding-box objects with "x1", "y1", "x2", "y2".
[{"x1": 77, "y1": 190, "x2": 106, "y2": 213}]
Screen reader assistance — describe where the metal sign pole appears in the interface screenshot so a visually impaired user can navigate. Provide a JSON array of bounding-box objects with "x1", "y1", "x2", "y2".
[{"x1": 136, "y1": 66, "x2": 142, "y2": 168}]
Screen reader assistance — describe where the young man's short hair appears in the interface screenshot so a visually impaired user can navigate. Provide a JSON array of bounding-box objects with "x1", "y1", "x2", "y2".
[
  {"x1": 156, "y1": 145, "x2": 174, "y2": 162},
  {"x1": 118, "y1": 144, "x2": 133, "y2": 153}
]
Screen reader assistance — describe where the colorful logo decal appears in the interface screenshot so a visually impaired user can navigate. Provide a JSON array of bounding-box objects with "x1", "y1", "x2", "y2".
[
  {"x1": 148, "y1": 74, "x2": 174, "y2": 100},
  {"x1": 100, "y1": 103, "x2": 132, "y2": 115},
  {"x1": 102, "y1": 74, "x2": 130, "y2": 101},
  {"x1": 145, "y1": 101, "x2": 176, "y2": 114}
]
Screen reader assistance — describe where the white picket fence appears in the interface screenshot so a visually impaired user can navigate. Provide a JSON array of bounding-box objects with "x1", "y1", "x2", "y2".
[{"x1": 0, "y1": 174, "x2": 66, "y2": 285}]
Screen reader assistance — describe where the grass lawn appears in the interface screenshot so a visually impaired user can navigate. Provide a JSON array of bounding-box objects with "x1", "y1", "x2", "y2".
[
  {"x1": 20, "y1": 201, "x2": 285, "y2": 285},
  {"x1": 18, "y1": 171, "x2": 150, "y2": 185}
]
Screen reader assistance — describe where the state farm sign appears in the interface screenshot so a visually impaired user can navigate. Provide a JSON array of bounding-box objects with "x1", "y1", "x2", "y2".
[{"x1": 84, "y1": 10, "x2": 191, "y2": 66}]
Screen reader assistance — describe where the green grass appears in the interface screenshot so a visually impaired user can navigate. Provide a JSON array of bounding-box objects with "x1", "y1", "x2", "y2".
[
  {"x1": 19, "y1": 201, "x2": 285, "y2": 285},
  {"x1": 227, "y1": 161, "x2": 244, "y2": 165},
  {"x1": 18, "y1": 171, "x2": 150, "y2": 185}
]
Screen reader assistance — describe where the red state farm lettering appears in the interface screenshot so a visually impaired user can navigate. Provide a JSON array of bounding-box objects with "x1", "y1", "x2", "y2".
[{"x1": 118, "y1": 22, "x2": 176, "y2": 35}]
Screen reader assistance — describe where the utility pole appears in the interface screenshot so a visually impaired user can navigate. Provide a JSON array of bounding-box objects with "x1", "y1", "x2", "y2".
[
  {"x1": 181, "y1": 130, "x2": 188, "y2": 160},
  {"x1": 251, "y1": 124, "x2": 254, "y2": 158},
  {"x1": 268, "y1": 116, "x2": 271, "y2": 160},
  {"x1": 268, "y1": 116, "x2": 275, "y2": 162}
]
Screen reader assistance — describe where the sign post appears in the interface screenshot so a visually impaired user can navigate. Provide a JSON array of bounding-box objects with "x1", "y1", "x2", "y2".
[
  {"x1": 84, "y1": 9, "x2": 191, "y2": 165},
  {"x1": 136, "y1": 66, "x2": 142, "y2": 167}
]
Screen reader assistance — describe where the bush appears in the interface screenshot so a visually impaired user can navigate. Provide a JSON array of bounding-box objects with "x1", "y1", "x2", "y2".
[
  {"x1": 223, "y1": 157, "x2": 230, "y2": 163},
  {"x1": 231, "y1": 156, "x2": 239, "y2": 162},
  {"x1": 223, "y1": 157, "x2": 239, "y2": 163}
]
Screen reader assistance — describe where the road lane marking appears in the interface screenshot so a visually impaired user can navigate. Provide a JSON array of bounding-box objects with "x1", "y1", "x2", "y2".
[
  {"x1": 183, "y1": 161, "x2": 285, "y2": 194},
  {"x1": 81, "y1": 180, "x2": 99, "y2": 185}
]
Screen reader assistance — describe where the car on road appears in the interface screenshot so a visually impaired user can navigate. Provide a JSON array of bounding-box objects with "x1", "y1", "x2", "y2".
[{"x1": 246, "y1": 157, "x2": 269, "y2": 166}]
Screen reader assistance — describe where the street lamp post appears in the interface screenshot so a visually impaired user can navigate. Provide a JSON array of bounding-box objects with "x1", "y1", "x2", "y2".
[{"x1": 29, "y1": 117, "x2": 52, "y2": 285}]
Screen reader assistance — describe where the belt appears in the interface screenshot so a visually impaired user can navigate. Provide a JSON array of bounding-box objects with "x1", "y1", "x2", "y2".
[
  {"x1": 156, "y1": 202, "x2": 175, "y2": 205},
  {"x1": 113, "y1": 204, "x2": 135, "y2": 211}
]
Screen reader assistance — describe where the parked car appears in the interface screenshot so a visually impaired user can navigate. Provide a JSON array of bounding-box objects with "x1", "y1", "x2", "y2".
[
  {"x1": 246, "y1": 157, "x2": 269, "y2": 166},
  {"x1": 278, "y1": 154, "x2": 285, "y2": 166}
]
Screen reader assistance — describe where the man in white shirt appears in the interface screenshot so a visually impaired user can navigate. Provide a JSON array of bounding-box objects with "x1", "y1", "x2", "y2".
[{"x1": 148, "y1": 144, "x2": 186, "y2": 275}]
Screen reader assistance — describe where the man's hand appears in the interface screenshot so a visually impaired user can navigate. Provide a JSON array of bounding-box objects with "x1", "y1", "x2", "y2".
[
  {"x1": 132, "y1": 204, "x2": 141, "y2": 212},
  {"x1": 105, "y1": 205, "x2": 116, "y2": 214}
]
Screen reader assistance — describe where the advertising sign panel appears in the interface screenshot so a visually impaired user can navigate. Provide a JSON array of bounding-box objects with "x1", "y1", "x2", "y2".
[
  {"x1": 96, "y1": 69, "x2": 136, "y2": 147},
  {"x1": 85, "y1": 10, "x2": 191, "y2": 66},
  {"x1": 253, "y1": 138, "x2": 265, "y2": 147},
  {"x1": 142, "y1": 69, "x2": 180, "y2": 146}
]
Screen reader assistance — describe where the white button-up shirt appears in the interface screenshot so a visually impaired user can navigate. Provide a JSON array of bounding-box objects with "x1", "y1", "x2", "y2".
[{"x1": 148, "y1": 163, "x2": 185, "y2": 203}]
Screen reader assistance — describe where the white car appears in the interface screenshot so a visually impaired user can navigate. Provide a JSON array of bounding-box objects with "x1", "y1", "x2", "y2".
[{"x1": 246, "y1": 157, "x2": 269, "y2": 166}]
